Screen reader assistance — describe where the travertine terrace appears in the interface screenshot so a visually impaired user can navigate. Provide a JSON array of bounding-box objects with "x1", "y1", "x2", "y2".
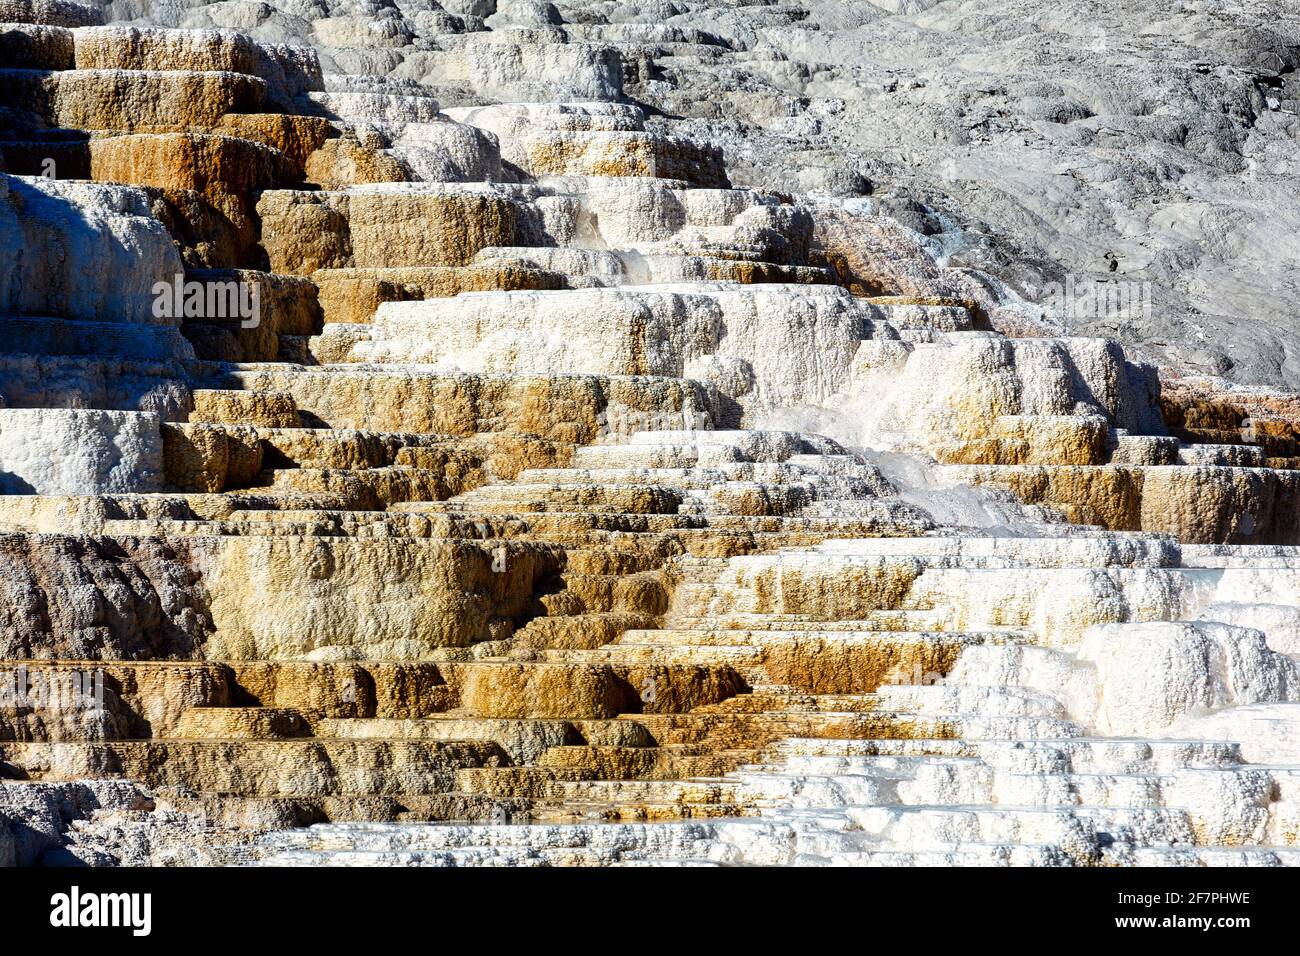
[{"x1": 4, "y1": 0, "x2": 1300, "y2": 867}]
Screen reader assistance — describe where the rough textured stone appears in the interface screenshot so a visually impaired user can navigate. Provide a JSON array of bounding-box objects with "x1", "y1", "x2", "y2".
[{"x1": 4, "y1": 3, "x2": 1300, "y2": 872}]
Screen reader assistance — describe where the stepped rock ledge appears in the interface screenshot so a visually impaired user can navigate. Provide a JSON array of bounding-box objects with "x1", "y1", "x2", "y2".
[{"x1": 2, "y1": 0, "x2": 1300, "y2": 868}]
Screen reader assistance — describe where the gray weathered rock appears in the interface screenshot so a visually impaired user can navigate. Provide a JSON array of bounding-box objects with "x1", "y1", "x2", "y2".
[{"x1": 84, "y1": 0, "x2": 1300, "y2": 385}]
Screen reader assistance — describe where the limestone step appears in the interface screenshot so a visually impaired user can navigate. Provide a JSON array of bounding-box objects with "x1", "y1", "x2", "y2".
[
  {"x1": 0, "y1": 739, "x2": 505, "y2": 796},
  {"x1": 621, "y1": 429, "x2": 843, "y2": 457},
  {"x1": 614, "y1": 627, "x2": 1022, "y2": 646},
  {"x1": 625, "y1": 710, "x2": 961, "y2": 746},
  {"x1": 218, "y1": 365, "x2": 718, "y2": 438},
  {"x1": 541, "y1": 643, "x2": 766, "y2": 668},
  {"x1": 941, "y1": 461, "x2": 1300, "y2": 544},
  {"x1": 531, "y1": 777, "x2": 745, "y2": 807},
  {"x1": 807, "y1": 844, "x2": 1071, "y2": 867},
  {"x1": 871, "y1": 684, "x2": 1067, "y2": 718},
  {"x1": 1180, "y1": 545, "x2": 1300, "y2": 569},
  {"x1": 0, "y1": 315, "x2": 195, "y2": 361},
  {"x1": 1, "y1": 660, "x2": 234, "y2": 740},
  {"x1": 510, "y1": 463, "x2": 888, "y2": 488},
  {"x1": 314, "y1": 717, "x2": 581, "y2": 764},
  {"x1": 0, "y1": 68, "x2": 266, "y2": 130},
  {"x1": 455, "y1": 748, "x2": 765, "y2": 795},
  {"x1": 504, "y1": 127, "x2": 728, "y2": 187},
  {"x1": 352, "y1": 284, "x2": 874, "y2": 406},
  {"x1": 296, "y1": 90, "x2": 441, "y2": 125},
  {"x1": 266, "y1": 464, "x2": 470, "y2": 509},
  {"x1": 313, "y1": 264, "x2": 566, "y2": 326},
  {"x1": 442, "y1": 658, "x2": 745, "y2": 721},
  {"x1": 511, "y1": 611, "x2": 660, "y2": 651},
  {"x1": 1177, "y1": 444, "x2": 1266, "y2": 467},
  {"x1": 70, "y1": 26, "x2": 278, "y2": 78},
  {"x1": 163, "y1": 790, "x2": 525, "y2": 829},
  {"x1": 525, "y1": 799, "x2": 747, "y2": 822},
  {"x1": 872, "y1": 302, "x2": 975, "y2": 332},
  {"x1": 252, "y1": 816, "x2": 785, "y2": 858},
  {"x1": 1121, "y1": 847, "x2": 1300, "y2": 866},
  {"x1": 562, "y1": 549, "x2": 665, "y2": 576},
  {"x1": 652, "y1": 612, "x2": 966, "y2": 633},
  {"x1": 1, "y1": 1, "x2": 102, "y2": 28},
  {"x1": 191, "y1": 389, "x2": 300, "y2": 428},
  {"x1": 454, "y1": 767, "x2": 597, "y2": 798},
  {"x1": 0, "y1": 659, "x2": 459, "y2": 731},
  {"x1": 422, "y1": 483, "x2": 687, "y2": 515},
  {"x1": 702, "y1": 691, "x2": 880, "y2": 714},
  {"x1": 734, "y1": 763, "x2": 1278, "y2": 832},
  {"x1": 677, "y1": 543, "x2": 1179, "y2": 581},
  {"x1": 174, "y1": 707, "x2": 308, "y2": 740},
  {"x1": 256, "y1": 428, "x2": 451, "y2": 471},
  {"x1": 776, "y1": 737, "x2": 1245, "y2": 773},
  {"x1": 387, "y1": 506, "x2": 706, "y2": 535},
  {"x1": 315, "y1": 715, "x2": 658, "y2": 759},
  {"x1": 837, "y1": 804, "x2": 1196, "y2": 855},
  {"x1": 804, "y1": 533, "x2": 1181, "y2": 569},
  {"x1": 650, "y1": 255, "x2": 833, "y2": 286},
  {"x1": 1173, "y1": 703, "x2": 1300, "y2": 764},
  {"x1": 251, "y1": 846, "x2": 681, "y2": 866},
  {"x1": 256, "y1": 185, "x2": 519, "y2": 275}
]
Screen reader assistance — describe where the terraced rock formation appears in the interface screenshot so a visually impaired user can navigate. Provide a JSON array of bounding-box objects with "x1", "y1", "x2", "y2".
[
  {"x1": 84, "y1": 0, "x2": 1300, "y2": 390},
  {"x1": 3, "y1": 0, "x2": 1300, "y2": 867}
]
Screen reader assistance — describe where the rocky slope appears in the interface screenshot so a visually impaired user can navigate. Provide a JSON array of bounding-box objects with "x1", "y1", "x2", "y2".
[
  {"x1": 2, "y1": 0, "x2": 1300, "y2": 866},
  {"x1": 85, "y1": 0, "x2": 1300, "y2": 387}
]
